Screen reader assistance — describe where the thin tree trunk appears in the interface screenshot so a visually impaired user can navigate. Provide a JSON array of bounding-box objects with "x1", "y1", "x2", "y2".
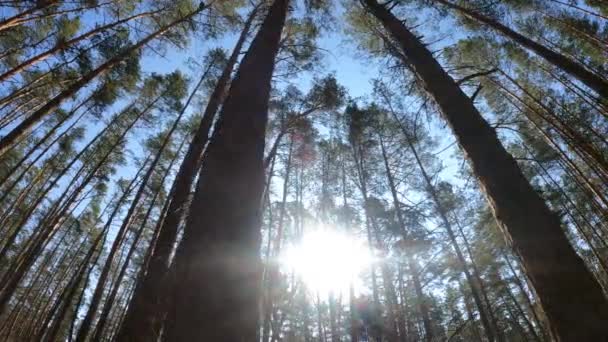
[
  {"x1": 263, "y1": 134, "x2": 294, "y2": 342},
  {"x1": 0, "y1": 104, "x2": 90, "y2": 211},
  {"x1": 329, "y1": 293, "x2": 340, "y2": 342},
  {"x1": 378, "y1": 129, "x2": 497, "y2": 341},
  {"x1": 0, "y1": 97, "x2": 157, "y2": 315},
  {"x1": 0, "y1": 0, "x2": 58, "y2": 33},
  {"x1": 432, "y1": 0, "x2": 608, "y2": 99},
  {"x1": 547, "y1": 0, "x2": 608, "y2": 20},
  {"x1": 0, "y1": 4, "x2": 207, "y2": 156},
  {"x1": 349, "y1": 284, "x2": 359, "y2": 342},
  {"x1": 74, "y1": 80, "x2": 191, "y2": 341},
  {"x1": 374, "y1": 136, "x2": 434, "y2": 342},
  {"x1": 90, "y1": 137, "x2": 181, "y2": 342},
  {"x1": 0, "y1": 9, "x2": 161, "y2": 83},
  {"x1": 350, "y1": 143, "x2": 383, "y2": 342},
  {"x1": 363, "y1": 1, "x2": 608, "y2": 340}
]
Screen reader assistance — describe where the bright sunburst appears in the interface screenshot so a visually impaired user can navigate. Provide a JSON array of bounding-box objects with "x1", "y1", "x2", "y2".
[{"x1": 280, "y1": 227, "x2": 375, "y2": 296}]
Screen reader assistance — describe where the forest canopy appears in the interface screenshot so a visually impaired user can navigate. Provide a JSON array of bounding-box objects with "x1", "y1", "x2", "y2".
[{"x1": 0, "y1": 0, "x2": 607, "y2": 341}]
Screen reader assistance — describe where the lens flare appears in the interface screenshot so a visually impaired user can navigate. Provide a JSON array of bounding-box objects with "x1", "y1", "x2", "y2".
[{"x1": 280, "y1": 227, "x2": 374, "y2": 295}]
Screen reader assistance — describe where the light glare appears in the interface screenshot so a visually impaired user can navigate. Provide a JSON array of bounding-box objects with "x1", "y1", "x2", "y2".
[{"x1": 280, "y1": 228, "x2": 373, "y2": 295}]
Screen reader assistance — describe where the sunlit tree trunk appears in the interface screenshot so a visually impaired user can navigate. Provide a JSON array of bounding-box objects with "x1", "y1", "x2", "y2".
[
  {"x1": 0, "y1": 1, "x2": 58, "y2": 33},
  {"x1": 0, "y1": 9, "x2": 161, "y2": 83},
  {"x1": 0, "y1": 5, "x2": 207, "y2": 156}
]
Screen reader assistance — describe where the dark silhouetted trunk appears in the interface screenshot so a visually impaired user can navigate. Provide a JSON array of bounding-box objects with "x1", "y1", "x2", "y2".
[
  {"x1": 75, "y1": 79, "x2": 190, "y2": 341},
  {"x1": 115, "y1": 9, "x2": 258, "y2": 340},
  {"x1": 375, "y1": 136, "x2": 433, "y2": 342},
  {"x1": 363, "y1": 0, "x2": 608, "y2": 340},
  {"x1": 90, "y1": 153, "x2": 174, "y2": 342},
  {"x1": 164, "y1": 0, "x2": 288, "y2": 340}
]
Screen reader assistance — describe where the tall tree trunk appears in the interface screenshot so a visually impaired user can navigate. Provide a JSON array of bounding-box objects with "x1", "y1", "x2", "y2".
[
  {"x1": 59, "y1": 168, "x2": 146, "y2": 342},
  {"x1": 503, "y1": 251, "x2": 550, "y2": 341},
  {"x1": 164, "y1": 0, "x2": 288, "y2": 340},
  {"x1": 263, "y1": 134, "x2": 294, "y2": 342},
  {"x1": 350, "y1": 144, "x2": 384, "y2": 342},
  {"x1": 90, "y1": 138, "x2": 181, "y2": 342},
  {"x1": 115, "y1": 8, "x2": 259, "y2": 340},
  {"x1": 432, "y1": 0, "x2": 608, "y2": 99},
  {"x1": 363, "y1": 1, "x2": 608, "y2": 340},
  {"x1": 0, "y1": 97, "x2": 156, "y2": 315},
  {"x1": 377, "y1": 130, "x2": 496, "y2": 341},
  {"x1": 74, "y1": 80, "x2": 191, "y2": 341},
  {"x1": 0, "y1": 4, "x2": 207, "y2": 156},
  {"x1": 329, "y1": 293, "x2": 340, "y2": 342},
  {"x1": 349, "y1": 284, "x2": 359, "y2": 342},
  {"x1": 375, "y1": 139, "x2": 434, "y2": 341},
  {"x1": 547, "y1": 0, "x2": 608, "y2": 20},
  {"x1": 0, "y1": 99, "x2": 89, "y2": 192}
]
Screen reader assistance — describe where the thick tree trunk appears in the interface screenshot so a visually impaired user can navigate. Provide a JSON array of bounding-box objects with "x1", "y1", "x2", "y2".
[
  {"x1": 164, "y1": 0, "x2": 288, "y2": 340},
  {"x1": 115, "y1": 9, "x2": 259, "y2": 341},
  {"x1": 363, "y1": 1, "x2": 608, "y2": 340},
  {"x1": 0, "y1": 4, "x2": 207, "y2": 156},
  {"x1": 118, "y1": 25, "x2": 254, "y2": 342},
  {"x1": 433, "y1": 0, "x2": 608, "y2": 99}
]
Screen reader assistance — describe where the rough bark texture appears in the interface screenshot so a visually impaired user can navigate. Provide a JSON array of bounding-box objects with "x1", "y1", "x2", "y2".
[
  {"x1": 163, "y1": 0, "x2": 288, "y2": 340},
  {"x1": 363, "y1": 0, "x2": 608, "y2": 340}
]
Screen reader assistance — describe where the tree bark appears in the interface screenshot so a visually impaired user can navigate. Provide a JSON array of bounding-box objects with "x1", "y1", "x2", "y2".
[
  {"x1": 74, "y1": 77, "x2": 191, "y2": 341},
  {"x1": 375, "y1": 136, "x2": 434, "y2": 342},
  {"x1": 115, "y1": 9, "x2": 259, "y2": 340},
  {"x1": 363, "y1": 0, "x2": 608, "y2": 340},
  {"x1": 164, "y1": 0, "x2": 288, "y2": 340}
]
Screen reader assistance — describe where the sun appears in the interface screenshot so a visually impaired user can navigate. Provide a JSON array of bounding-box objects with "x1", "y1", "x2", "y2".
[{"x1": 279, "y1": 226, "x2": 375, "y2": 296}]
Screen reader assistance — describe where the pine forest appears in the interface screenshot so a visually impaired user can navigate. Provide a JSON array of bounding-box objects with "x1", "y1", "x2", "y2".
[{"x1": 0, "y1": 0, "x2": 607, "y2": 341}]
